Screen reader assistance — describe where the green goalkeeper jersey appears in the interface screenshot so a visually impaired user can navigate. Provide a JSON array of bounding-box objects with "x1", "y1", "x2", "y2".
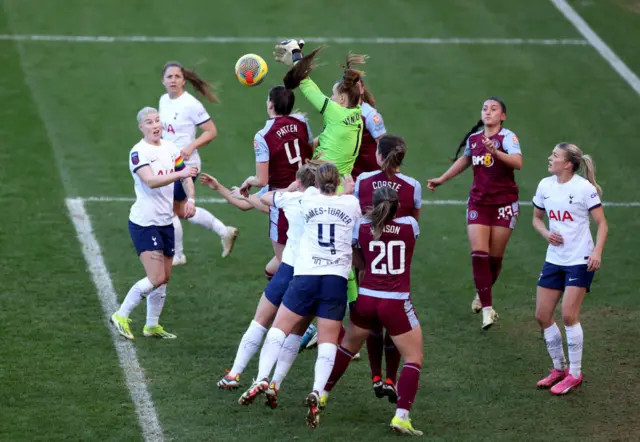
[{"x1": 299, "y1": 78, "x2": 363, "y2": 175}]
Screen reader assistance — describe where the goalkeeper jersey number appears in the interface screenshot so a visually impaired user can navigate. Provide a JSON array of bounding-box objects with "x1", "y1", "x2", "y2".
[{"x1": 299, "y1": 78, "x2": 363, "y2": 175}]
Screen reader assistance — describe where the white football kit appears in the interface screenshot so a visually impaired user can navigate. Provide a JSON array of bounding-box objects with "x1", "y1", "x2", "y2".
[
  {"x1": 532, "y1": 175, "x2": 602, "y2": 266},
  {"x1": 159, "y1": 91, "x2": 211, "y2": 169},
  {"x1": 273, "y1": 189, "x2": 309, "y2": 267},
  {"x1": 128, "y1": 139, "x2": 183, "y2": 227},
  {"x1": 294, "y1": 188, "x2": 362, "y2": 279}
]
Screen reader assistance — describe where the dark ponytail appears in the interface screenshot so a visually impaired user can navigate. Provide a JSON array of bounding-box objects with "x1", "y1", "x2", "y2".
[
  {"x1": 377, "y1": 135, "x2": 406, "y2": 178},
  {"x1": 268, "y1": 85, "x2": 295, "y2": 115},
  {"x1": 453, "y1": 119, "x2": 483, "y2": 161},
  {"x1": 361, "y1": 80, "x2": 376, "y2": 107},
  {"x1": 366, "y1": 187, "x2": 399, "y2": 240},
  {"x1": 283, "y1": 47, "x2": 324, "y2": 90},
  {"x1": 452, "y1": 97, "x2": 507, "y2": 161}
]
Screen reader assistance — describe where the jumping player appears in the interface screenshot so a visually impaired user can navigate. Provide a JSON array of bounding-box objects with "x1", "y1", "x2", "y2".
[
  {"x1": 321, "y1": 186, "x2": 423, "y2": 436},
  {"x1": 159, "y1": 61, "x2": 238, "y2": 265},
  {"x1": 238, "y1": 85, "x2": 314, "y2": 271},
  {"x1": 274, "y1": 41, "x2": 364, "y2": 176},
  {"x1": 426, "y1": 97, "x2": 522, "y2": 329},
  {"x1": 110, "y1": 107, "x2": 198, "y2": 340},
  {"x1": 532, "y1": 143, "x2": 608, "y2": 395},
  {"x1": 355, "y1": 134, "x2": 421, "y2": 402},
  {"x1": 274, "y1": 40, "x2": 366, "y2": 315},
  {"x1": 238, "y1": 163, "x2": 361, "y2": 429}
]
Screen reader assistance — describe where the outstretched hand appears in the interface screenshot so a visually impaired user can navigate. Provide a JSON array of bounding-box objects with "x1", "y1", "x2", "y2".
[
  {"x1": 426, "y1": 177, "x2": 444, "y2": 192},
  {"x1": 199, "y1": 173, "x2": 219, "y2": 190},
  {"x1": 274, "y1": 39, "x2": 305, "y2": 66}
]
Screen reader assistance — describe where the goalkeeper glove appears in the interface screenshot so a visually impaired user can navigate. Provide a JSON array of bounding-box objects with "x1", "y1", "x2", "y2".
[{"x1": 274, "y1": 39, "x2": 305, "y2": 66}]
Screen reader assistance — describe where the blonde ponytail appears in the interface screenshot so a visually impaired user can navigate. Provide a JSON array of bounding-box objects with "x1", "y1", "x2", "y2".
[{"x1": 582, "y1": 154, "x2": 603, "y2": 196}]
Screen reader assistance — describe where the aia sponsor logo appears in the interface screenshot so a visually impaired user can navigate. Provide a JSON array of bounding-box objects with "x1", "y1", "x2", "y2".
[
  {"x1": 157, "y1": 169, "x2": 175, "y2": 176},
  {"x1": 162, "y1": 122, "x2": 175, "y2": 134},
  {"x1": 472, "y1": 153, "x2": 494, "y2": 167},
  {"x1": 548, "y1": 210, "x2": 574, "y2": 222}
]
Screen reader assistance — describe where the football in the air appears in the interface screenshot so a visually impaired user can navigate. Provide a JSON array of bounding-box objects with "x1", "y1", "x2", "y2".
[{"x1": 235, "y1": 54, "x2": 268, "y2": 87}]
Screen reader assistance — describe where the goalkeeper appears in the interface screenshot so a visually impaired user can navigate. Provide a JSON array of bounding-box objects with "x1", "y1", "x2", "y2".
[
  {"x1": 274, "y1": 40, "x2": 365, "y2": 338},
  {"x1": 275, "y1": 40, "x2": 365, "y2": 176}
]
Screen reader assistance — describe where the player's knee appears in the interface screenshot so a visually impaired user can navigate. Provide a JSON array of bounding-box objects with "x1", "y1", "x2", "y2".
[
  {"x1": 148, "y1": 270, "x2": 168, "y2": 287},
  {"x1": 404, "y1": 349, "x2": 423, "y2": 366},
  {"x1": 535, "y1": 310, "x2": 552, "y2": 328},
  {"x1": 561, "y1": 312, "x2": 579, "y2": 326}
]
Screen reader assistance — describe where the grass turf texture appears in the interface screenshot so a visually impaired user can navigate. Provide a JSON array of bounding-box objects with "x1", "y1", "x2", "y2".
[{"x1": 1, "y1": 0, "x2": 639, "y2": 440}]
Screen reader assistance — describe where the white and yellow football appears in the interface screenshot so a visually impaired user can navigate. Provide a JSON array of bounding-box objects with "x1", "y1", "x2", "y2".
[{"x1": 235, "y1": 54, "x2": 268, "y2": 87}]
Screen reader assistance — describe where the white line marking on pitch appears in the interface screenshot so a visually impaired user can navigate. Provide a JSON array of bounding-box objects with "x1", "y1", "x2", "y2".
[
  {"x1": 81, "y1": 196, "x2": 640, "y2": 207},
  {"x1": 0, "y1": 34, "x2": 589, "y2": 45},
  {"x1": 550, "y1": 0, "x2": 640, "y2": 96},
  {"x1": 65, "y1": 197, "x2": 164, "y2": 442}
]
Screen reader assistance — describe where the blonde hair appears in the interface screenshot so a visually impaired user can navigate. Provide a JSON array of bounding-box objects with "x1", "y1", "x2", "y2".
[
  {"x1": 556, "y1": 143, "x2": 603, "y2": 195},
  {"x1": 315, "y1": 163, "x2": 340, "y2": 195},
  {"x1": 296, "y1": 165, "x2": 316, "y2": 188},
  {"x1": 137, "y1": 106, "x2": 158, "y2": 123},
  {"x1": 365, "y1": 187, "x2": 399, "y2": 240}
]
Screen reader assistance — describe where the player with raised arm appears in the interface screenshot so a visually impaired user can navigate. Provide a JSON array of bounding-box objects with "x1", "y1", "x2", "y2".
[
  {"x1": 426, "y1": 97, "x2": 522, "y2": 329},
  {"x1": 238, "y1": 163, "x2": 361, "y2": 429},
  {"x1": 201, "y1": 174, "x2": 269, "y2": 214},
  {"x1": 159, "y1": 61, "x2": 237, "y2": 265},
  {"x1": 354, "y1": 134, "x2": 421, "y2": 402},
  {"x1": 212, "y1": 165, "x2": 315, "y2": 401},
  {"x1": 351, "y1": 80, "x2": 387, "y2": 178},
  {"x1": 532, "y1": 143, "x2": 608, "y2": 395},
  {"x1": 274, "y1": 40, "x2": 366, "y2": 317},
  {"x1": 321, "y1": 186, "x2": 423, "y2": 436},
  {"x1": 238, "y1": 85, "x2": 313, "y2": 275},
  {"x1": 275, "y1": 41, "x2": 364, "y2": 176},
  {"x1": 110, "y1": 107, "x2": 198, "y2": 340}
]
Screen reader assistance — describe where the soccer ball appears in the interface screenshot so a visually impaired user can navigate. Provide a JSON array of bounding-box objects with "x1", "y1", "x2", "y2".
[{"x1": 235, "y1": 54, "x2": 268, "y2": 87}]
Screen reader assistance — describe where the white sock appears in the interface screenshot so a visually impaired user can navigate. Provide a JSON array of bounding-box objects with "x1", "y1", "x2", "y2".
[
  {"x1": 187, "y1": 207, "x2": 227, "y2": 237},
  {"x1": 228, "y1": 321, "x2": 267, "y2": 376},
  {"x1": 146, "y1": 284, "x2": 167, "y2": 327},
  {"x1": 565, "y1": 323, "x2": 583, "y2": 378},
  {"x1": 117, "y1": 277, "x2": 155, "y2": 317},
  {"x1": 395, "y1": 408, "x2": 410, "y2": 420},
  {"x1": 543, "y1": 323, "x2": 567, "y2": 370},
  {"x1": 173, "y1": 216, "x2": 184, "y2": 256},
  {"x1": 256, "y1": 328, "x2": 286, "y2": 381},
  {"x1": 272, "y1": 334, "x2": 303, "y2": 389},
  {"x1": 312, "y1": 342, "x2": 337, "y2": 393}
]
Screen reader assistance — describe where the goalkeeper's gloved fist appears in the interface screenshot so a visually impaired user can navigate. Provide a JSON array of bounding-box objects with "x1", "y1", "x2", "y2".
[{"x1": 274, "y1": 39, "x2": 305, "y2": 66}]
